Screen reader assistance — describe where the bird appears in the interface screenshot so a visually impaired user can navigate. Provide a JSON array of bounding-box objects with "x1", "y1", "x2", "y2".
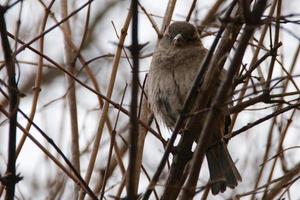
[{"x1": 147, "y1": 21, "x2": 242, "y2": 195}]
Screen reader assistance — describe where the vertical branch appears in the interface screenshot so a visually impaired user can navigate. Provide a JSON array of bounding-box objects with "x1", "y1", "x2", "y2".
[
  {"x1": 127, "y1": 0, "x2": 139, "y2": 199},
  {"x1": 0, "y1": 5, "x2": 19, "y2": 200},
  {"x1": 38, "y1": 3, "x2": 127, "y2": 187},
  {"x1": 133, "y1": 75, "x2": 151, "y2": 198},
  {"x1": 15, "y1": 0, "x2": 55, "y2": 158},
  {"x1": 100, "y1": 85, "x2": 128, "y2": 199},
  {"x1": 185, "y1": 0, "x2": 197, "y2": 22},
  {"x1": 264, "y1": 0, "x2": 282, "y2": 91},
  {"x1": 160, "y1": 0, "x2": 177, "y2": 35},
  {"x1": 60, "y1": 1, "x2": 81, "y2": 198}
]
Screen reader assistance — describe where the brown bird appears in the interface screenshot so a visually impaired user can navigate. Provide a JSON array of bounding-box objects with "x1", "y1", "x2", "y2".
[{"x1": 147, "y1": 21, "x2": 242, "y2": 195}]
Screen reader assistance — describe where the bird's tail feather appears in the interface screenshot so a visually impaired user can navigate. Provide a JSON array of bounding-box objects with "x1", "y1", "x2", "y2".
[{"x1": 206, "y1": 142, "x2": 242, "y2": 195}]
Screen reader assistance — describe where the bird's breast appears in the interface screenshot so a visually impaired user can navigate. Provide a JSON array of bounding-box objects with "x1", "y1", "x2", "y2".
[{"x1": 148, "y1": 50, "x2": 201, "y2": 128}]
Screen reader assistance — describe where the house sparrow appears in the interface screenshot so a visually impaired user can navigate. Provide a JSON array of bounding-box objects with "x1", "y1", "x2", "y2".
[{"x1": 147, "y1": 21, "x2": 241, "y2": 195}]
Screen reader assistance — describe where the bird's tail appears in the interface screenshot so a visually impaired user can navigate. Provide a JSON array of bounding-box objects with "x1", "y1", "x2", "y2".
[{"x1": 206, "y1": 142, "x2": 242, "y2": 195}]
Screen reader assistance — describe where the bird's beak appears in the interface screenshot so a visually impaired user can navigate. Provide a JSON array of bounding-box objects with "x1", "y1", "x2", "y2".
[{"x1": 173, "y1": 33, "x2": 184, "y2": 46}]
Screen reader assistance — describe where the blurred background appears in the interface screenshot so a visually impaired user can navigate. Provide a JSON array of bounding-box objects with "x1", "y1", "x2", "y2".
[{"x1": 0, "y1": 0, "x2": 300, "y2": 199}]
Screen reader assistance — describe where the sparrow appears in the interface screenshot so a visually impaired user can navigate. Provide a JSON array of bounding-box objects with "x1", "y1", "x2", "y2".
[{"x1": 147, "y1": 21, "x2": 241, "y2": 195}]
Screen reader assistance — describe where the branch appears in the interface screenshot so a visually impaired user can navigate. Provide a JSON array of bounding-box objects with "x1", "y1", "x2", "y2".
[
  {"x1": 127, "y1": 0, "x2": 140, "y2": 199},
  {"x1": 0, "y1": 5, "x2": 19, "y2": 200}
]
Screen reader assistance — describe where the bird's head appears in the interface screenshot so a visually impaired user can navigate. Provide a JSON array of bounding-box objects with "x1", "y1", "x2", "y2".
[{"x1": 163, "y1": 21, "x2": 201, "y2": 47}]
